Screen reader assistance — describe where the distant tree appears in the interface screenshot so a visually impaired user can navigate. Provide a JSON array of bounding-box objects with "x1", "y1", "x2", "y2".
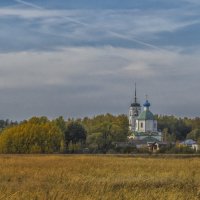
[
  {"x1": 65, "y1": 121, "x2": 86, "y2": 147},
  {"x1": 86, "y1": 132, "x2": 104, "y2": 151},
  {"x1": 188, "y1": 117, "x2": 200, "y2": 129},
  {"x1": 52, "y1": 116, "x2": 66, "y2": 133},
  {"x1": 81, "y1": 114, "x2": 129, "y2": 152},
  {"x1": 157, "y1": 115, "x2": 191, "y2": 140},
  {"x1": 110, "y1": 115, "x2": 129, "y2": 142},
  {"x1": 198, "y1": 138, "x2": 200, "y2": 145},
  {"x1": 186, "y1": 129, "x2": 200, "y2": 141},
  {"x1": 100, "y1": 122, "x2": 112, "y2": 153},
  {"x1": 0, "y1": 119, "x2": 18, "y2": 132},
  {"x1": 28, "y1": 116, "x2": 49, "y2": 124}
]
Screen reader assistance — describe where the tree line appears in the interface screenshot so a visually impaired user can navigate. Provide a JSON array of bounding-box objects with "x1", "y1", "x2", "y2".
[
  {"x1": 0, "y1": 114, "x2": 200, "y2": 153},
  {"x1": 156, "y1": 115, "x2": 200, "y2": 143}
]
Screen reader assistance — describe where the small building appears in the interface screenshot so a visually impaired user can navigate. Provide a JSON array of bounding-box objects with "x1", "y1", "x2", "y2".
[
  {"x1": 147, "y1": 142, "x2": 169, "y2": 152},
  {"x1": 179, "y1": 139, "x2": 199, "y2": 152},
  {"x1": 179, "y1": 139, "x2": 197, "y2": 147},
  {"x1": 192, "y1": 144, "x2": 199, "y2": 152}
]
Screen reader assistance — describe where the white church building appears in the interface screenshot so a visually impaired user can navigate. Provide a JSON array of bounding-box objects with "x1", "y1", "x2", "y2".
[{"x1": 129, "y1": 85, "x2": 163, "y2": 142}]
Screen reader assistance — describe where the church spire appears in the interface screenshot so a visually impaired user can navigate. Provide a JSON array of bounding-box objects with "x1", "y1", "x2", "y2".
[
  {"x1": 130, "y1": 82, "x2": 140, "y2": 107},
  {"x1": 135, "y1": 83, "x2": 137, "y2": 103},
  {"x1": 129, "y1": 82, "x2": 141, "y2": 131},
  {"x1": 134, "y1": 82, "x2": 137, "y2": 103}
]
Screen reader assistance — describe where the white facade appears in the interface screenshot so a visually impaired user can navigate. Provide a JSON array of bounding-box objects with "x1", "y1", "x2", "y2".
[
  {"x1": 136, "y1": 120, "x2": 157, "y2": 132},
  {"x1": 129, "y1": 105, "x2": 141, "y2": 131},
  {"x1": 192, "y1": 144, "x2": 199, "y2": 152},
  {"x1": 135, "y1": 100, "x2": 157, "y2": 133}
]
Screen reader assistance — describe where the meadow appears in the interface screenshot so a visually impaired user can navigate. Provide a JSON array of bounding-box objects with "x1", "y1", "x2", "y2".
[{"x1": 0, "y1": 155, "x2": 200, "y2": 200}]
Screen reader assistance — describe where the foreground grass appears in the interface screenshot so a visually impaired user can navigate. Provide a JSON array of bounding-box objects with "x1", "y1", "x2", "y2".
[{"x1": 0, "y1": 155, "x2": 200, "y2": 200}]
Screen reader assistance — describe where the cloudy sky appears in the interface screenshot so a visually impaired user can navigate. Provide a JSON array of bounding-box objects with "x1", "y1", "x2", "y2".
[{"x1": 0, "y1": 0, "x2": 200, "y2": 120}]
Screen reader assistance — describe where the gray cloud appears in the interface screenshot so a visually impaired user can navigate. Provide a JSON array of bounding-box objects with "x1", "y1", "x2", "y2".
[{"x1": 1, "y1": 47, "x2": 200, "y2": 120}]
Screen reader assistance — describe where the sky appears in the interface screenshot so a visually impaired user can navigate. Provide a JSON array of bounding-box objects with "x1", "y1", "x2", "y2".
[{"x1": 0, "y1": 0, "x2": 200, "y2": 120}]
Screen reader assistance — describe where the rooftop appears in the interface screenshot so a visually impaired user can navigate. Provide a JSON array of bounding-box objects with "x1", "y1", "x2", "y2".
[{"x1": 137, "y1": 110, "x2": 154, "y2": 120}]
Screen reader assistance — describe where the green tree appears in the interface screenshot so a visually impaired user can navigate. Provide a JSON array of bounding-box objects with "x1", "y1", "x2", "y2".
[
  {"x1": 82, "y1": 114, "x2": 129, "y2": 152},
  {"x1": 65, "y1": 121, "x2": 86, "y2": 147},
  {"x1": 53, "y1": 116, "x2": 66, "y2": 133},
  {"x1": 186, "y1": 129, "x2": 200, "y2": 141},
  {"x1": 157, "y1": 115, "x2": 191, "y2": 140},
  {"x1": 86, "y1": 132, "x2": 104, "y2": 151}
]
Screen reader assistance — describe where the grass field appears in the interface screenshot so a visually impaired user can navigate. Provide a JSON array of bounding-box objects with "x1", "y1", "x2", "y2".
[{"x1": 0, "y1": 155, "x2": 200, "y2": 200}]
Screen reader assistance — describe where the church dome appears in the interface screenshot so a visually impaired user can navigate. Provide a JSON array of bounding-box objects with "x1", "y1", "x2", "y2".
[
  {"x1": 137, "y1": 110, "x2": 154, "y2": 120},
  {"x1": 143, "y1": 100, "x2": 150, "y2": 107}
]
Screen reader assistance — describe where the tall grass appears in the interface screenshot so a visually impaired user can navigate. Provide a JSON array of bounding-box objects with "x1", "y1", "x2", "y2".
[{"x1": 0, "y1": 155, "x2": 199, "y2": 200}]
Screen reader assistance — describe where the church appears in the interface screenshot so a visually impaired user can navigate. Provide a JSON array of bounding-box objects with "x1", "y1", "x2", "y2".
[{"x1": 128, "y1": 84, "x2": 163, "y2": 142}]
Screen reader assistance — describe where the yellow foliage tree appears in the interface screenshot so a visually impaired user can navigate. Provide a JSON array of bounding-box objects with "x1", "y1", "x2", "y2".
[{"x1": 0, "y1": 117, "x2": 64, "y2": 153}]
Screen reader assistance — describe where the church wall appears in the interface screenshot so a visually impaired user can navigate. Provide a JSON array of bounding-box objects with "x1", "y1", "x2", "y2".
[
  {"x1": 136, "y1": 119, "x2": 158, "y2": 133},
  {"x1": 145, "y1": 120, "x2": 154, "y2": 132},
  {"x1": 153, "y1": 121, "x2": 157, "y2": 131},
  {"x1": 136, "y1": 120, "x2": 146, "y2": 132},
  {"x1": 129, "y1": 106, "x2": 141, "y2": 131},
  {"x1": 129, "y1": 117, "x2": 136, "y2": 130}
]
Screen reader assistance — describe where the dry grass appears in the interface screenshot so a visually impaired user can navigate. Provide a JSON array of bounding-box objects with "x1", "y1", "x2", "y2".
[{"x1": 0, "y1": 155, "x2": 200, "y2": 200}]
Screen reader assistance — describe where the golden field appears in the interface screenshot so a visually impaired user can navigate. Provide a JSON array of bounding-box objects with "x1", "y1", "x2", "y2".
[{"x1": 0, "y1": 155, "x2": 200, "y2": 200}]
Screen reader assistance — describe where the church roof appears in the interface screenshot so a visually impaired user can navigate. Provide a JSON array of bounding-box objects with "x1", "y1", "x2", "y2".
[
  {"x1": 137, "y1": 110, "x2": 154, "y2": 120},
  {"x1": 142, "y1": 136, "x2": 160, "y2": 142},
  {"x1": 133, "y1": 131, "x2": 160, "y2": 136},
  {"x1": 131, "y1": 102, "x2": 141, "y2": 107}
]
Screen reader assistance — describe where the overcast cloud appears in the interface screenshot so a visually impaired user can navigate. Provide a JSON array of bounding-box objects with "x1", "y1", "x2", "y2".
[{"x1": 0, "y1": 0, "x2": 200, "y2": 120}]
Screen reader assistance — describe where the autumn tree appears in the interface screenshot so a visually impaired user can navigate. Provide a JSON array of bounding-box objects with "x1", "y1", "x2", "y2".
[{"x1": 0, "y1": 117, "x2": 63, "y2": 153}]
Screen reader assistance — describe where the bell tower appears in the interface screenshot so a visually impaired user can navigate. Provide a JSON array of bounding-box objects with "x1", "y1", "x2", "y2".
[{"x1": 129, "y1": 83, "x2": 141, "y2": 131}]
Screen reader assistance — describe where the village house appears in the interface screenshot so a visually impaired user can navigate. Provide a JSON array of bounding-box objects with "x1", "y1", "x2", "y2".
[{"x1": 179, "y1": 139, "x2": 199, "y2": 152}]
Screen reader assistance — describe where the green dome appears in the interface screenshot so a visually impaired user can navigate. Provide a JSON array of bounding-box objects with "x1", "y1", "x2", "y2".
[{"x1": 137, "y1": 110, "x2": 154, "y2": 120}]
